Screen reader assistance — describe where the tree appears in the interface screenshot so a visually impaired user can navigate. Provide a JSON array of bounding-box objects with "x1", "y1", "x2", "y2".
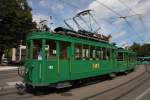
[
  {"x1": 0, "y1": 0, "x2": 34, "y2": 63},
  {"x1": 129, "y1": 42, "x2": 142, "y2": 56},
  {"x1": 129, "y1": 42, "x2": 150, "y2": 57},
  {"x1": 141, "y1": 44, "x2": 150, "y2": 56}
]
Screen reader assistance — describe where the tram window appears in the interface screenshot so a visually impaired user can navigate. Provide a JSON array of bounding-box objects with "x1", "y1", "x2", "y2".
[
  {"x1": 107, "y1": 49, "x2": 110, "y2": 60},
  {"x1": 86, "y1": 48, "x2": 89, "y2": 59},
  {"x1": 90, "y1": 46, "x2": 96, "y2": 60},
  {"x1": 117, "y1": 52, "x2": 123, "y2": 61},
  {"x1": 82, "y1": 45, "x2": 89, "y2": 60},
  {"x1": 60, "y1": 42, "x2": 69, "y2": 59},
  {"x1": 96, "y1": 48, "x2": 101, "y2": 60},
  {"x1": 102, "y1": 48, "x2": 106, "y2": 60},
  {"x1": 32, "y1": 40, "x2": 42, "y2": 60},
  {"x1": 83, "y1": 45, "x2": 89, "y2": 60},
  {"x1": 75, "y1": 44, "x2": 82, "y2": 60},
  {"x1": 82, "y1": 48, "x2": 86, "y2": 59},
  {"x1": 45, "y1": 40, "x2": 56, "y2": 60}
]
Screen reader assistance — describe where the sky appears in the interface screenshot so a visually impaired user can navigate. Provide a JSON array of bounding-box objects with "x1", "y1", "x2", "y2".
[{"x1": 27, "y1": 0, "x2": 150, "y2": 47}]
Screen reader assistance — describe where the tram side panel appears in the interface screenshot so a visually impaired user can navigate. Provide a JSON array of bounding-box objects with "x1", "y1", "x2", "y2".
[{"x1": 70, "y1": 44, "x2": 114, "y2": 80}]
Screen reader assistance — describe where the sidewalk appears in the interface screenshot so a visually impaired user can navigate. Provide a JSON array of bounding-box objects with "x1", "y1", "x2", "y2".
[{"x1": 0, "y1": 66, "x2": 18, "y2": 71}]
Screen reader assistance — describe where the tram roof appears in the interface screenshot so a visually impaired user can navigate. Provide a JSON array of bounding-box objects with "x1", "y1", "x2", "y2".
[
  {"x1": 138, "y1": 56, "x2": 150, "y2": 59},
  {"x1": 117, "y1": 48, "x2": 135, "y2": 54},
  {"x1": 27, "y1": 32, "x2": 116, "y2": 48}
]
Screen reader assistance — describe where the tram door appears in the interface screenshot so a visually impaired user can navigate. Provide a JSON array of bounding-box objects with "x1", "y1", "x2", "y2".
[
  {"x1": 45, "y1": 40, "x2": 58, "y2": 83},
  {"x1": 59, "y1": 42, "x2": 71, "y2": 81}
]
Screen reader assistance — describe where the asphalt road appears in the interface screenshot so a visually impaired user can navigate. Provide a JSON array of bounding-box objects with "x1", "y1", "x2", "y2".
[
  {"x1": 0, "y1": 70, "x2": 21, "y2": 87},
  {"x1": 0, "y1": 65, "x2": 150, "y2": 100}
]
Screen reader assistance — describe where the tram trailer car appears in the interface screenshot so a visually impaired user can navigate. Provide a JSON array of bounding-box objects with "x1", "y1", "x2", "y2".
[
  {"x1": 22, "y1": 31, "x2": 136, "y2": 89},
  {"x1": 116, "y1": 48, "x2": 136, "y2": 73},
  {"x1": 137, "y1": 57, "x2": 150, "y2": 65}
]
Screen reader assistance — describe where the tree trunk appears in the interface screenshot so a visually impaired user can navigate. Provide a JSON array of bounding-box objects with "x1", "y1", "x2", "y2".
[{"x1": 0, "y1": 48, "x2": 4, "y2": 64}]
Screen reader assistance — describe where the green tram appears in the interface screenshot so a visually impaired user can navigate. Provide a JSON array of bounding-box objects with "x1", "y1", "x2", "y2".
[
  {"x1": 22, "y1": 30, "x2": 136, "y2": 89},
  {"x1": 137, "y1": 57, "x2": 150, "y2": 65},
  {"x1": 116, "y1": 48, "x2": 136, "y2": 72}
]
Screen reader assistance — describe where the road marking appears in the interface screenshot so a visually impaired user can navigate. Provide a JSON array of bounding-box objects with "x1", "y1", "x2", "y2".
[
  {"x1": 6, "y1": 81, "x2": 22, "y2": 86},
  {"x1": 134, "y1": 87, "x2": 150, "y2": 100}
]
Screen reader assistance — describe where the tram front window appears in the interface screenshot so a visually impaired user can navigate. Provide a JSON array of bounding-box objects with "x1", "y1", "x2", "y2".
[{"x1": 32, "y1": 40, "x2": 42, "y2": 60}]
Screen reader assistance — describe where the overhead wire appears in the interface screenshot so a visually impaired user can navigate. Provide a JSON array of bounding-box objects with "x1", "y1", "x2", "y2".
[
  {"x1": 117, "y1": 0, "x2": 144, "y2": 42},
  {"x1": 124, "y1": 19, "x2": 144, "y2": 42},
  {"x1": 96, "y1": 0, "x2": 143, "y2": 43},
  {"x1": 57, "y1": 0, "x2": 80, "y2": 12},
  {"x1": 117, "y1": 0, "x2": 137, "y2": 15},
  {"x1": 58, "y1": 0, "x2": 145, "y2": 43},
  {"x1": 95, "y1": 0, "x2": 140, "y2": 43},
  {"x1": 95, "y1": 0, "x2": 122, "y2": 17}
]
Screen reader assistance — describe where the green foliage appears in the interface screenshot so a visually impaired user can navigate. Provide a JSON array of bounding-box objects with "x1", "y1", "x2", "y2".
[
  {"x1": 4, "y1": 48, "x2": 12, "y2": 58},
  {"x1": 129, "y1": 42, "x2": 150, "y2": 57},
  {"x1": 0, "y1": 0, "x2": 33, "y2": 47},
  {"x1": 0, "y1": 0, "x2": 34, "y2": 62}
]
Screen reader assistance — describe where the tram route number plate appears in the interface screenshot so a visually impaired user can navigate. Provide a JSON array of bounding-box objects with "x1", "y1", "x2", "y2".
[{"x1": 48, "y1": 65, "x2": 54, "y2": 69}]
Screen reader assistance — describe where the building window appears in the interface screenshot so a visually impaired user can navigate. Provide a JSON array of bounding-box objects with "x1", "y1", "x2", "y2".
[
  {"x1": 45, "y1": 40, "x2": 56, "y2": 60},
  {"x1": 75, "y1": 44, "x2": 82, "y2": 60}
]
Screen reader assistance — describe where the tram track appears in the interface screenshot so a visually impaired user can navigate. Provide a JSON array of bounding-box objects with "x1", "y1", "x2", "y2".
[
  {"x1": 0, "y1": 65, "x2": 147, "y2": 100},
  {"x1": 113, "y1": 65, "x2": 150, "y2": 100},
  {"x1": 82, "y1": 65, "x2": 149, "y2": 100},
  {"x1": 0, "y1": 88, "x2": 34, "y2": 100}
]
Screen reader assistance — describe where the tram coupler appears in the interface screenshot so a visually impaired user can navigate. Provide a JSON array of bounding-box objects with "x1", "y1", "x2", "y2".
[{"x1": 16, "y1": 83, "x2": 25, "y2": 95}]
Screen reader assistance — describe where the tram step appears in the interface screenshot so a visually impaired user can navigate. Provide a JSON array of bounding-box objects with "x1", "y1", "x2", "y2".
[{"x1": 56, "y1": 82, "x2": 72, "y2": 89}]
